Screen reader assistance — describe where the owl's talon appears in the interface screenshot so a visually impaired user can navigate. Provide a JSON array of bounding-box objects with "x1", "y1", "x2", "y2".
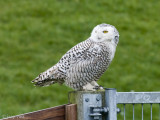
[
  {"x1": 93, "y1": 85, "x2": 104, "y2": 90},
  {"x1": 99, "y1": 85, "x2": 104, "y2": 90},
  {"x1": 99, "y1": 85, "x2": 104, "y2": 89},
  {"x1": 93, "y1": 86, "x2": 99, "y2": 90}
]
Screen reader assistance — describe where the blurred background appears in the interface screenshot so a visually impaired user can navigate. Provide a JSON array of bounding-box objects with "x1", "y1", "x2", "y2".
[{"x1": 0, "y1": 0, "x2": 160, "y2": 119}]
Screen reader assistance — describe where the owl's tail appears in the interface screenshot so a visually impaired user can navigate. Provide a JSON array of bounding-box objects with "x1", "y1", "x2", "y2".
[{"x1": 32, "y1": 65, "x2": 60, "y2": 87}]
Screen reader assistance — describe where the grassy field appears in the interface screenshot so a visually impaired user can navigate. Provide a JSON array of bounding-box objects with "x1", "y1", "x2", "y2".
[{"x1": 0, "y1": 0, "x2": 160, "y2": 119}]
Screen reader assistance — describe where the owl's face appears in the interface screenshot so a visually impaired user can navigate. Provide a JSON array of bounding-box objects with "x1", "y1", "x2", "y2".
[{"x1": 90, "y1": 23, "x2": 119, "y2": 45}]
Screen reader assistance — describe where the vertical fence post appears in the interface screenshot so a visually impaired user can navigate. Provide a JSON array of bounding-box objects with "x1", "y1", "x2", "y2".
[
  {"x1": 68, "y1": 91, "x2": 105, "y2": 120},
  {"x1": 105, "y1": 88, "x2": 117, "y2": 120}
]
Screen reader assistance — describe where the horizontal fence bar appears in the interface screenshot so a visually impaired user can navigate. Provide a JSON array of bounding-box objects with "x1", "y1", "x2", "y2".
[
  {"x1": 117, "y1": 92, "x2": 160, "y2": 104},
  {"x1": 2, "y1": 104, "x2": 69, "y2": 120}
]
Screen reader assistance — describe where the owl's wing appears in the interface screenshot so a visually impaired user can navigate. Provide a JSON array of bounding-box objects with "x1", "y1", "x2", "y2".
[
  {"x1": 62, "y1": 40, "x2": 105, "y2": 89},
  {"x1": 32, "y1": 39, "x2": 93, "y2": 87}
]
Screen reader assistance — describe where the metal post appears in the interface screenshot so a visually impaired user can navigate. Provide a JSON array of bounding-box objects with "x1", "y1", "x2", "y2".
[
  {"x1": 68, "y1": 91, "x2": 105, "y2": 120},
  {"x1": 105, "y1": 88, "x2": 117, "y2": 120}
]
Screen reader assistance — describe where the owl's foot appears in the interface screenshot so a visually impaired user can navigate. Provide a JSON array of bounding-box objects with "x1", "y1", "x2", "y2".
[
  {"x1": 93, "y1": 85, "x2": 104, "y2": 90},
  {"x1": 91, "y1": 81, "x2": 104, "y2": 90},
  {"x1": 82, "y1": 81, "x2": 104, "y2": 91},
  {"x1": 82, "y1": 83, "x2": 95, "y2": 91}
]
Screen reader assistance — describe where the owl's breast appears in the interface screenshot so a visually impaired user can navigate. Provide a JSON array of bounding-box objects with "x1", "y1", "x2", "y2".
[
  {"x1": 108, "y1": 43, "x2": 116, "y2": 60},
  {"x1": 99, "y1": 43, "x2": 116, "y2": 64}
]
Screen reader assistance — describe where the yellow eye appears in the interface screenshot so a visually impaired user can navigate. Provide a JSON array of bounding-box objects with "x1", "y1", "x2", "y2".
[{"x1": 103, "y1": 30, "x2": 108, "y2": 33}]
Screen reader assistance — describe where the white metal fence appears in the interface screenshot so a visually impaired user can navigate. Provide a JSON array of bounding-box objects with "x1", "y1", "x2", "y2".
[{"x1": 106, "y1": 89, "x2": 160, "y2": 120}]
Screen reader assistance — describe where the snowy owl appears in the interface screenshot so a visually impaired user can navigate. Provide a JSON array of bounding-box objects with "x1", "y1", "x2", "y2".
[{"x1": 32, "y1": 23, "x2": 119, "y2": 91}]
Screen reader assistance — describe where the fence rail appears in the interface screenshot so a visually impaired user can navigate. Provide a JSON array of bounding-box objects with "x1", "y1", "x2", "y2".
[
  {"x1": 117, "y1": 92, "x2": 160, "y2": 104},
  {"x1": 2, "y1": 89, "x2": 160, "y2": 120},
  {"x1": 107, "y1": 89, "x2": 160, "y2": 120},
  {"x1": 1, "y1": 104, "x2": 77, "y2": 120}
]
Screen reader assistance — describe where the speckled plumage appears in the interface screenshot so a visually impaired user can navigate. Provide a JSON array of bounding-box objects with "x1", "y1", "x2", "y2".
[{"x1": 32, "y1": 23, "x2": 119, "y2": 90}]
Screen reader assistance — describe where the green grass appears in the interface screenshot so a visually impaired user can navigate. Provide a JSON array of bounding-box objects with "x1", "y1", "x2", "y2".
[{"x1": 0, "y1": 0, "x2": 160, "y2": 119}]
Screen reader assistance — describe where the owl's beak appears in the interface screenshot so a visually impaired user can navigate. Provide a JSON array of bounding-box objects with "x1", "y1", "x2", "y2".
[{"x1": 98, "y1": 37, "x2": 101, "y2": 40}]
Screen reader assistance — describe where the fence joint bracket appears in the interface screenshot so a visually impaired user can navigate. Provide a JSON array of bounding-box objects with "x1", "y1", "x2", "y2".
[{"x1": 83, "y1": 94, "x2": 103, "y2": 120}]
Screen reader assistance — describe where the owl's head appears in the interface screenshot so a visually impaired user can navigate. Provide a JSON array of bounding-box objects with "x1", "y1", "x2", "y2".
[{"x1": 90, "y1": 23, "x2": 119, "y2": 45}]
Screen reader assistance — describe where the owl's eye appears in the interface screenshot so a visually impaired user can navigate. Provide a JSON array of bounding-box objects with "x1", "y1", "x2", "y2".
[{"x1": 103, "y1": 30, "x2": 108, "y2": 33}]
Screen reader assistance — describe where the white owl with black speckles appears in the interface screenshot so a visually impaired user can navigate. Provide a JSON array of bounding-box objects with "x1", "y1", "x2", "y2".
[{"x1": 32, "y1": 23, "x2": 119, "y2": 91}]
